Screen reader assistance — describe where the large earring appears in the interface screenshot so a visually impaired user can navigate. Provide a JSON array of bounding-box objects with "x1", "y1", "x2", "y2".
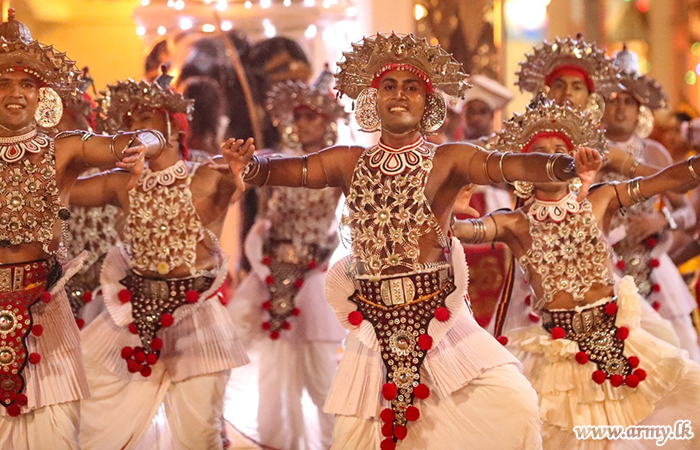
[
  {"x1": 635, "y1": 105, "x2": 654, "y2": 139},
  {"x1": 280, "y1": 124, "x2": 300, "y2": 150},
  {"x1": 514, "y1": 181, "x2": 534, "y2": 199},
  {"x1": 355, "y1": 87, "x2": 381, "y2": 132},
  {"x1": 585, "y1": 93, "x2": 605, "y2": 122},
  {"x1": 420, "y1": 92, "x2": 446, "y2": 135},
  {"x1": 34, "y1": 87, "x2": 63, "y2": 128},
  {"x1": 323, "y1": 121, "x2": 338, "y2": 147}
]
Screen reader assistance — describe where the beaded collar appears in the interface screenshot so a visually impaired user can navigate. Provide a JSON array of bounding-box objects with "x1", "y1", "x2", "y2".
[
  {"x1": 365, "y1": 137, "x2": 433, "y2": 176},
  {"x1": 139, "y1": 159, "x2": 189, "y2": 191},
  {"x1": 529, "y1": 193, "x2": 582, "y2": 223},
  {"x1": 0, "y1": 129, "x2": 50, "y2": 163}
]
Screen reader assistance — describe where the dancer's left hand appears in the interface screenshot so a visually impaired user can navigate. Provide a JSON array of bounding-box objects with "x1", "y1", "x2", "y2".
[{"x1": 575, "y1": 147, "x2": 603, "y2": 202}]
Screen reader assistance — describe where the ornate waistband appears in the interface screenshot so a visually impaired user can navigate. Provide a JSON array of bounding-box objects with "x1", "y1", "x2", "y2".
[
  {"x1": 122, "y1": 272, "x2": 214, "y2": 303},
  {"x1": 355, "y1": 266, "x2": 451, "y2": 308},
  {"x1": 0, "y1": 258, "x2": 60, "y2": 292},
  {"x1": 541, "y1": 299, "x2": 616, "y2": 335}
]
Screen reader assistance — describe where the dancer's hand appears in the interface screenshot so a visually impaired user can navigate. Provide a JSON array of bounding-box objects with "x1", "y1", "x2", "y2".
[
  {"x1": 453, "y1": 185, "x2": 480, "y2": 217},
  {"x1": 575, "y1": 147, "x2": 603, "y2": 202},
  {"x1": 221, "y1": 138, "x2": 255, "y2": 196},
  {"x1": 118, "y1": 142, "x2": 146, "y2": 190}
]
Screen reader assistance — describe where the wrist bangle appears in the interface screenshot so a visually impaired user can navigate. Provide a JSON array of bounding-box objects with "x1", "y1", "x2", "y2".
[
  {"x1": 301, "y1": 155, "x2": 309, "y2": 187},
  {"x1": 688, "y1": 157, "x2": 699, "y2": 180},
  {"x1": 242, "y1": 155, "x2": 261, "y2": 182},
  {"x1": 109, "y1": 132, "x2": 125, "y2": 162}
]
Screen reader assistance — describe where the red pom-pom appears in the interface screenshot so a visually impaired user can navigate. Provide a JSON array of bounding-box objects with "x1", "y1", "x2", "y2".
[
  {"x1": 652, "y1": 301, "x2": 661, "y2": 311},
  {"x1": 128, "y1": 323, "x2": 138, "y2": 334},
  {"x1": 382, "y1": 383, "x2": 398, "y2": 400},
  {"x1": 434, "y1": 307, "x2": 450, "y2": 322},
  {"x1": 282, "y1": 321, "x2": 291, "y2": 330},
  {"x1": 150, "y1": 337, "x2": 163, "y2": 351},
  {"x1": 270, "y1": 331, "x2": 280, "y2": 340},
  {"x1": 31, "y1": 324, "x2": 44, "y2": 337},
  {"x1": 134, "y1": 351, "x2": 146, "y2": 364},
  {"x1": 634, "y1": 368, "x2": 647, "y2": 381},
  {"x1": 528, "y1": 311, "x2": 540, "y2": 323},
  {"x1": 592, "y1": 370, "x2": 607, "y2": 384},
  {"x1": 652, "y1": 284, "x2": 661, "y2": 293},
  {"x1": 83, "y1": 291, "x2": 93, "y2": 303},
  {"x1": 646, "y1": 237, "x2": 657, "y2": 248},
  {"x1": 414, "y1": 383, "x2": 430, "y2": 399},
  {"x1": 40, "y1": 291, "x2": 52, "y2": 303},
  {"x1": 605, "y1": 303, "x2": 618, "y2": 316},
  {"x1": 146, "y1": 353, "x2": 158, "y2": 365},
  {"x1": 625, "y1": 374, "x2": 640, "y2": 388},
  {"x1": 551, "y1": 327, "x2": 566, "y2": 340},
  {"x1": 575, "y1": 351, "x2": 589, "y2": 364},
  {"x1": 381, "y1": 422, "x2": 394, "y2": 438},
  {"x1": 405, "y1": 406, "x2": 420, "y2": 421},
  {"x1": 121, "y1": 346, "x2": 134, "y2": 359},
  {"x1": 160, "y1": 314, "x2": 174, "y2": 327},
  {"x1": 127, "y1": 359, "x2": 142, "y2": 373},
  {"x1": 496, "y1": 335, "x2": 509, "y2": 346},
  {"x1": 76, "y1": 318, "x2": 85, "y2": 329},
  {"x1": 616, "y1": 327, "x2": 629, "y2": 340},
  {"x1": 610, "y1": 374, "x2": 624, "y2": 387},
  {"x1": 262, "y1": 321, "x2": 272, "y2": 330},
  {"x1": 262, "y1": 300, "x2": 272, "y2": 310},
  {"x1": 14, "y1": 394, "x2": 27, "y2": 407},
  {"x1": 118, "y1": 289, "x2": 132, "y2": 303},
  {"x1": 292, "y1": 308, "x2": 301, "y2": 316},
  {"x1": 294, "y1": 278, "x2": 305, "y2": 288},
  {"x1": 650, "y1": 258, "x2": 660, "y2": 268},
  {"x1": 7, "y1": 404, "x2": 20, "y2": 416},
  {"x1": 380, "y1": 408, "x2": 395, "y2": 423},
  {"x1": 348, "y1": 311, "x2": 363, "y2": 326},
  {"x1": 524, "y1": 295, "x2": 532, "y2": 306},
  {"x1": 418, "y1": 334, "x2": 433, "y2": 350},
  {"x1": 628, "y1": 356, "x2": 640, "y2": 368},
  {"x1": 140, "y1": 366, "x2": 152, "y2": 377},
  {"x1": 616, "y1": 260, "x2": 626, "y2": 270},
  {"x1": 261, "y1": 256, "x2": 272, "y2": 266},
  {"x1": 265, "y1": 276, "x2": 275, "y2": 285},
  {"x1": 308, "y1": 260, "x2": 318, "y2": 270},
  {"x1": 394, "y1": 425, "x2": 407, "y2": 440},
  {"x1": 380, "y1": 437, "x2": 396, "y2": 450},
  {"x1": 185, "y1": 290, "x2": 199, "y2": 303},
  {"x1": 28, "y1": 353, "x2": 40, "y2": 364}
]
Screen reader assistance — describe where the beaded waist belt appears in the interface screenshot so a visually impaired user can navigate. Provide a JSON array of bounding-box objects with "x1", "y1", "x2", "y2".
[
  {"x1": 541, "y1": 299, "x2": 646, "y2": 389},
  {"x1": 118, "y1": 272, "x2": 214, "y2": 378},
  {"x1": 348, "y1": 266, "x2": 455, "y2": 448},
  {"x1": 0, "y1": 258, "x2": 60, "y2": 416}
]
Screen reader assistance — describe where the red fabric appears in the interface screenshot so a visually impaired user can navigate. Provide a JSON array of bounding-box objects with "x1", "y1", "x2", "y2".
[
  {"x1": 370, "y1": 63, "x2": 436, "y2": 93},
  {"x1": 544, "y1": 64, "x2": 594, "y2": 92},
  {"x1": 154, "y1": 108, "x2": 190, "y2": 160},
  {"x1": 522, "y1": 132, "x2": 575, "y2": 154}
]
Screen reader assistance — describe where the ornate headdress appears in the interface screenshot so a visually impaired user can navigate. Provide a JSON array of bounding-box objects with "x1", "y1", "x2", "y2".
[
  {"x1": 57, "y1": 67, "x2": 96, "y2": 131},
  {"x1": 516, "y1": 35, "x2": 620, "y2": 98},
  {"x1": 96, "y1": 68, "x2": 194, "y2": 134},
  {"x1": 266, "y1": 72, "x2": 348, "y2": 127},
  {"x1": 334, "y1": 32, "x2": 470, "y2": 133},
  {"x1": 612, "y1": 47, "x2": 666, "y2": 110},
  {"x1": 488, "y1": 97, "x2": 607, "y2": 198},
  {"x1": 0, "y1": 9, "x2": 83, "y2": 128}
]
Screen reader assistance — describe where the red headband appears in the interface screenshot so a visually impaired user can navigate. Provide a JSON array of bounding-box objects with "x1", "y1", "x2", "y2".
[
  {"x1": 153, "y1": 108, "x2": 190, "y2": 160},
  {"x1": 522, "y1": 131, "x2": 574, "y2": 154},
  {"x1": 545, "y1": 64, "x2": 594, "y2": 93},
  {"x1": 370, "y1": 63, "x2": 435, "y2": 93}
]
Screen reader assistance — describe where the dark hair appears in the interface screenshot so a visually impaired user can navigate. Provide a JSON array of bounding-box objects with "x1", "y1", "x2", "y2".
[{"x1": 181, "y1": 76, "x2": 225, "y2": 138}]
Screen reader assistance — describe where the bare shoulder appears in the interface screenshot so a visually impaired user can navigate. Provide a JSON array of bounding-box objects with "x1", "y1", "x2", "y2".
[
  {"x1": 642, "y1": 139, "x2": 673, "y2": 165},
  {"x1": 436, "y1": 141, "x2": 482, "y2": 156}
]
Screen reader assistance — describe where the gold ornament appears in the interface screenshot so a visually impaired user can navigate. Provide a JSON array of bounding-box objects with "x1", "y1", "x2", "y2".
[
  {"x1": 635, "y1": 105, "x2": 654, "y2": 139},
  {"x1": 514, "y1": 181, "x2": 534, "y2": 198},
  {"x1": 585, "y1": 93, "x2": 605, "y2": 122},
  {"x1": 355, "y1": 87, "x2": 381, "y2": 132},
  {"x1": 569, "y1": 176, "x2": 583, "y2": 193},
  {"x1": 34, "y1": 87, "x2": 63, "y2": 128},
  {"x1": 420, "y1": 92, "x2": 446, "y2": 135}
]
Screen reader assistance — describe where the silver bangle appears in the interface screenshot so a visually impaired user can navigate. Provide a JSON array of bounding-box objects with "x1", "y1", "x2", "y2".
[
  {"x1": 627, "y1": 177, "x2": 647, "y2": 204},
  {"x1": 467, "y1": 219, "x2": 486, "y2": 244},
  {"x1": 499, "y1": 152, "x2": 512, "y2": 183},
  {"x1": 546, "y1": 154, "x2": 561, "y2": 181},
  {"x1": 688, "y1": 157, "x2": 699, "y2": 180},
  {"x1": 483, "y1": 152, "x2": 499, "y2": 183},
  {"x1": 301, "y1": 155, "x2": 309, "y2": 187},
  {"x1": 242, "y1": 155, "x2": 261, "y2": 182}
]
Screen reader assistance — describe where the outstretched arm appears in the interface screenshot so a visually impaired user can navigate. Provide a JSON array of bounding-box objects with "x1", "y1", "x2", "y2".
[
  {"x1": 222, "y1": 137, "x2": 360, "y2": 189},
  {"x1": 605, "y1": 144, "x2": 662, "y2": 178},
  {"x1": 69, "y1": 170, "x2": 126, "y2": 209},
  {"x1": 453, "y1": 211, "x2": 512, "y2": 246}
]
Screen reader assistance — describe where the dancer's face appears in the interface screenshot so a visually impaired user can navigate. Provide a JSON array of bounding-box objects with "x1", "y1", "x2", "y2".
[
  {"x1": 128, "y1": 107, "x2": 170, "y2": 137},
  {"x1": 464, "y1": 99, "x2": 494, "y2": 139},
  {"x1": 0, "y1": 71, "x2": 39, "y2": 132},
  {"x1": 376, "y1": 70, "x2": 427, "y2": 134},
  {"x1": 603, "y1": 91, "x2": 640, "y2": 138},
  {"x1": 548, "y1": 74, "x2": 590, "y2": 108},
  {"x1": 293, "y1": 107, "x2": 328, "y2": 150}
]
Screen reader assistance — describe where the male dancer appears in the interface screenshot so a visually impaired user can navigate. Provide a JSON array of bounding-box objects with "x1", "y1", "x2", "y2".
[
  {"x1": 224, "y1": 32, "x2": 598, "y2": 450},
  {"x1": 71, "y1": 73, "x2": 248, "y2": 450}
]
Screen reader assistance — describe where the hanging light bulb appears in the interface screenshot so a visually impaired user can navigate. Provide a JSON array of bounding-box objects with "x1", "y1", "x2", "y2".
[
  {"x1": 216, "y1": 0, "x2": 228, "y2": 11},
  {"x1": 244, "y1": 0, "x2": 252, "y2": 8},
  {"x1": 179, "y1": 18, "x2": 193, "y2": 30},
  {"x1": 136, "y1": 26, "x2": 146, "y2": 36},
  {"x1": 157, "y1": 26, "x2": 167, "y2": 35},
  {"x1": 305, "y1": 24, "x2": 317, "y2": 38},
  {"x1": 221, "y1": 21, "x2": 233, "y2": 31},
  {"x1": 261, "y1": 0, "x2": 272, "y2": 8},
  {"x1": 284, "y1": 0, "x2": 292, "y2": 5}
]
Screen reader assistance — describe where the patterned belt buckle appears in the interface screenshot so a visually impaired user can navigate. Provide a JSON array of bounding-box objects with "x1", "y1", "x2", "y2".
[
  {"x1": 380, "y1": 277, "x2": 416, "y2": 306},
  {"x1": 144, "y1": 279, "x2": 170, "y2": 301}
]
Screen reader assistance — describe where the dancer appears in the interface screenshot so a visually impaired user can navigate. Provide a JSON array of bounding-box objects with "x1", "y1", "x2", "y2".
[
  {"x1": 224, "y1": 32, "x2": 599, "y2": 450},
  {"x1": 71, "y1": 72, "x2": 248, "y2": 450},
  {"x1": 455, "y1": 98, "x2": 700, "y2": 449},
  {"x1": 0, "y1": 10, "x2": 160, "y2": 449}
]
